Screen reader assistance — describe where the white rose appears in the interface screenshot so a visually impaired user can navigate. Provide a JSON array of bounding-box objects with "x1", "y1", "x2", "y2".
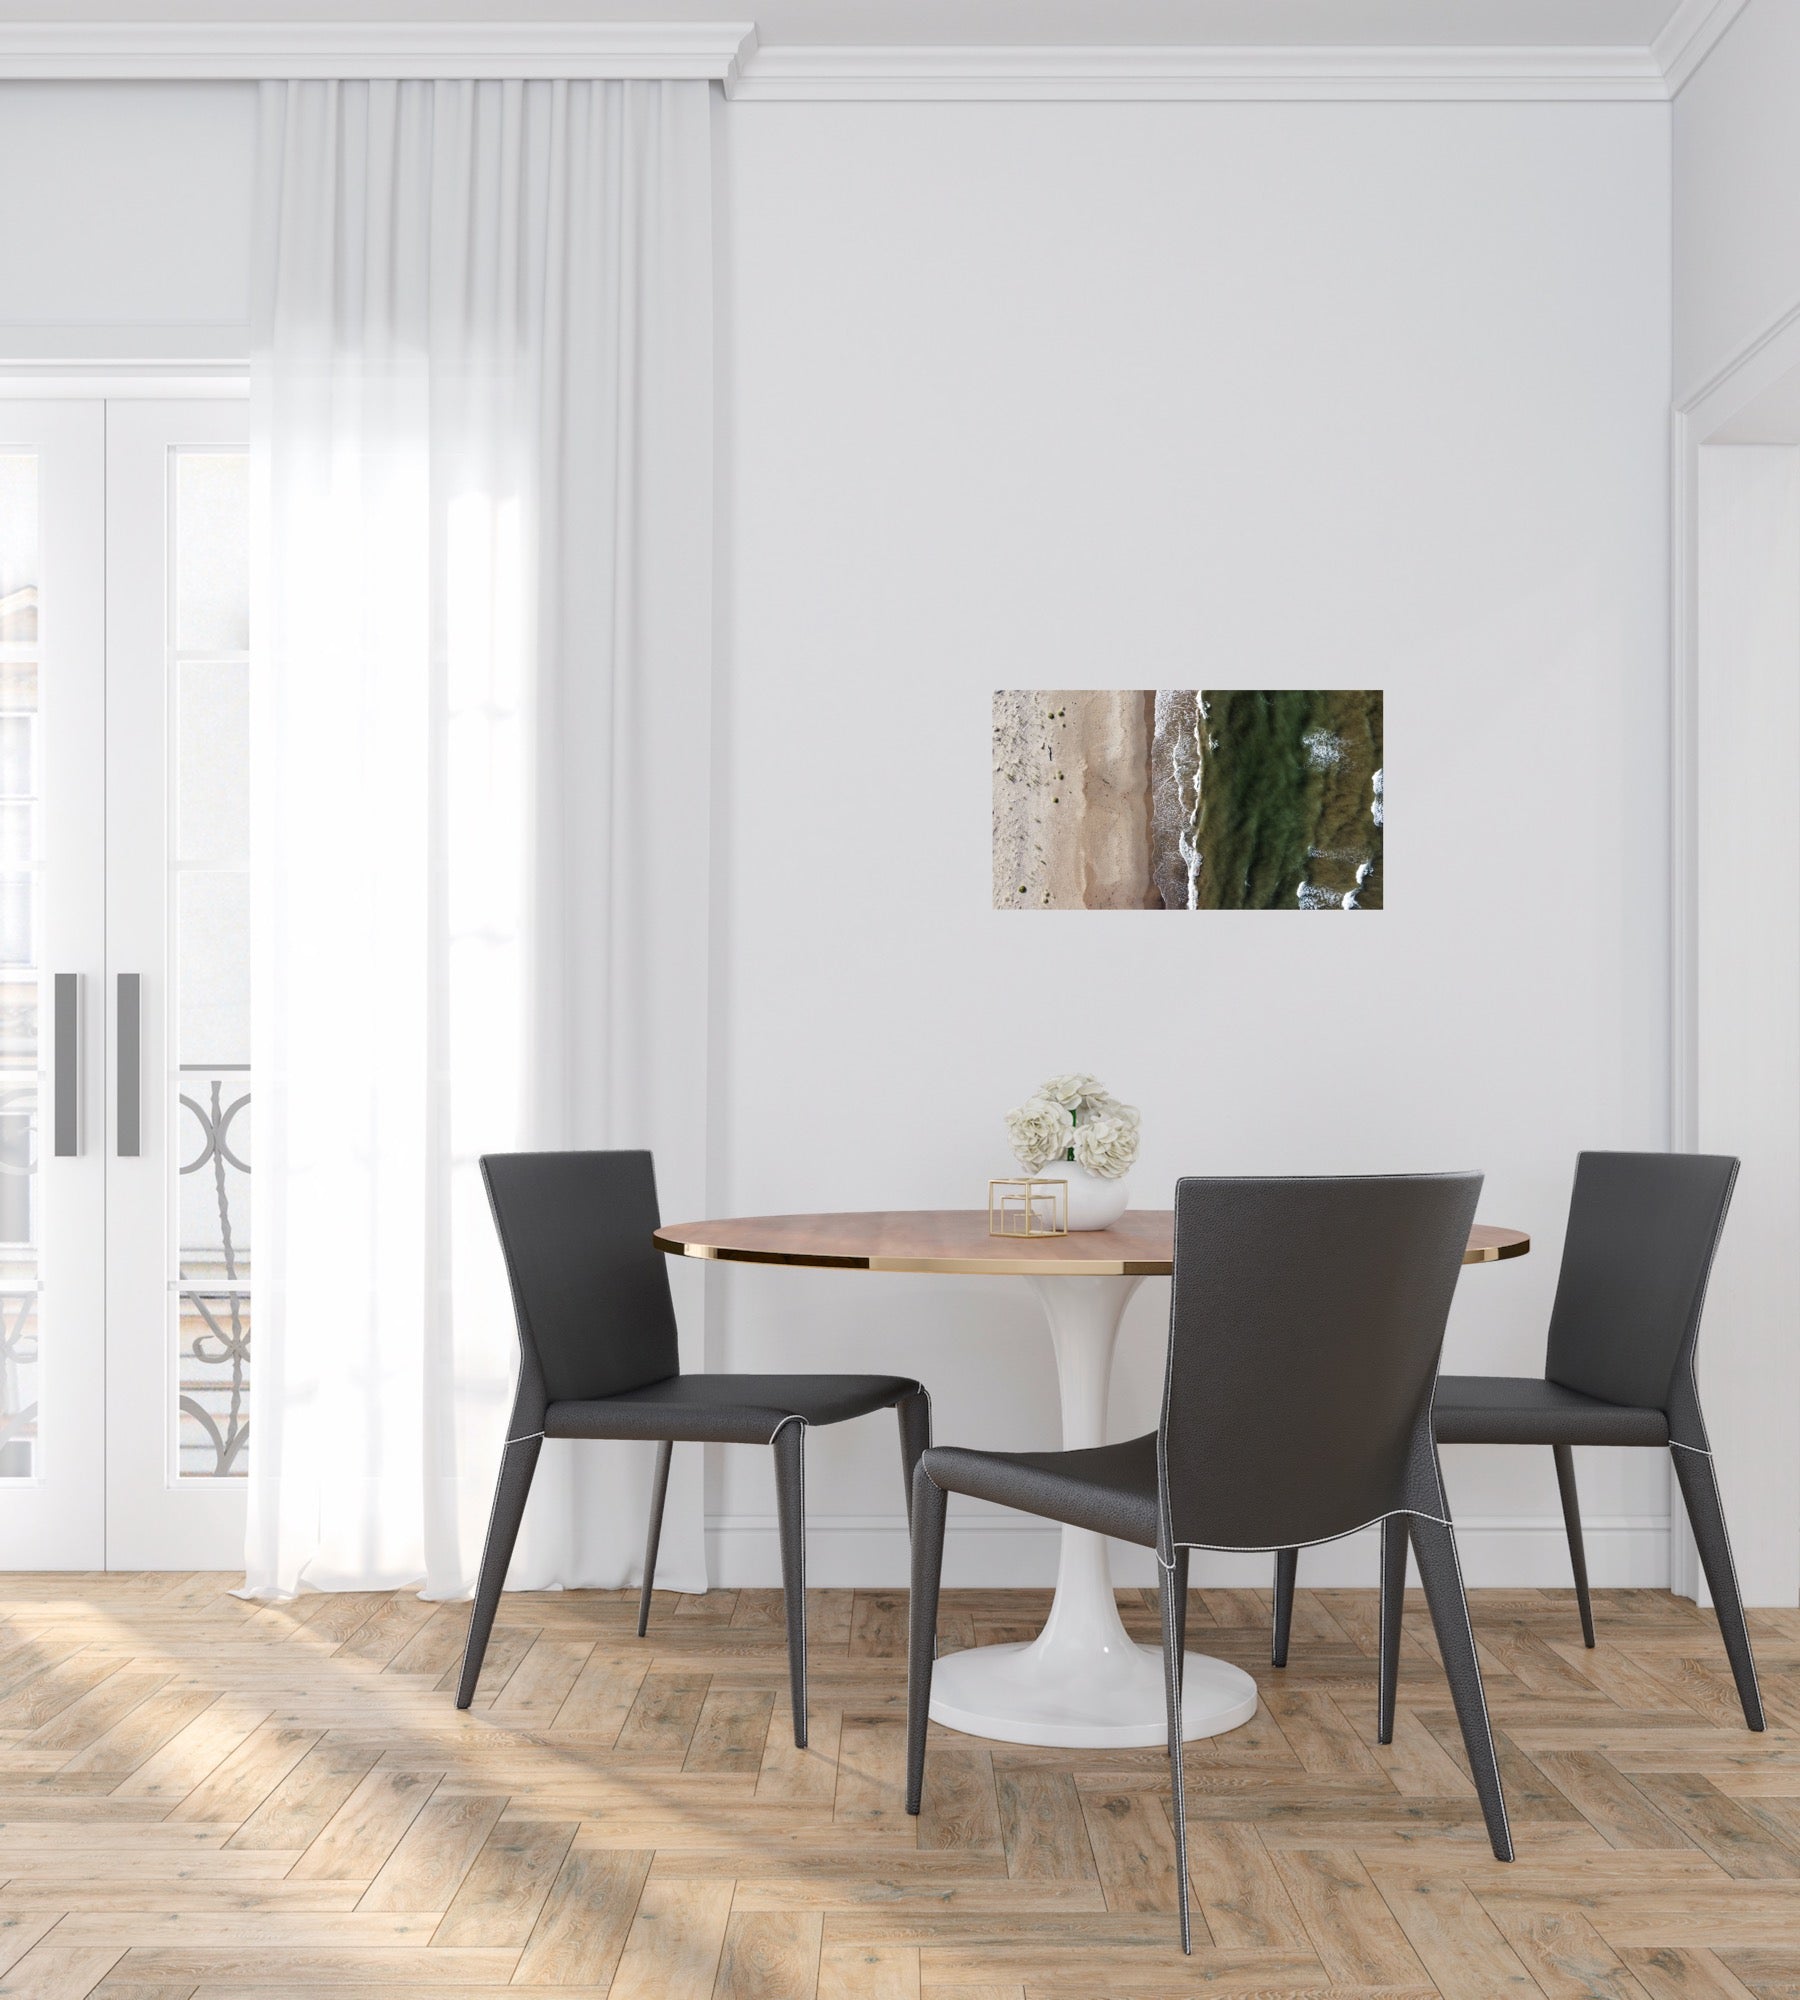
[
  {"x1": 1039, "y1": 1073, "x2": 1106, "y2": 1110},
  {"x1": 1086, "y1": 1091, "x2": 1140, "y2": 1130},
  {"x1": 1005, "y1": 1095, "x2": 1073, "y2": 1173},
  {"x1": 1072, "y1": 1112, "x2": 1138, "y2": 1182}
]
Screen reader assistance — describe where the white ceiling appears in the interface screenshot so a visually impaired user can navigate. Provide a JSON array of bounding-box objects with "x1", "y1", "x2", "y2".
[{"x1": 0, "y1": 0, "x2": 1694, "y2": 49}]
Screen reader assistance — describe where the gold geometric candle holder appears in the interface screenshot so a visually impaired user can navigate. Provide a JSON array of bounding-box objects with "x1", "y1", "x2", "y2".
[{"x1": 988, "y1": 1175, "x2": 1069, "y2": 1238}]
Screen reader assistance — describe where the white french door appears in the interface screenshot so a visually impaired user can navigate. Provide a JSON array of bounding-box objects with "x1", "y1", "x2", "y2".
[{"x1": 0, "y1": 394, "x2": 250, "y2": 1570}]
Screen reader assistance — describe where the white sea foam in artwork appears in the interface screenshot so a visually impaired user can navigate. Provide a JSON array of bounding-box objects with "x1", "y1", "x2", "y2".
[
  {"x1": 1150, "y1": 689, "x2": 1205, "y2": 910},
  {"x1": 1371, "y1": 766, "x2": 1384, "y2": 828}
]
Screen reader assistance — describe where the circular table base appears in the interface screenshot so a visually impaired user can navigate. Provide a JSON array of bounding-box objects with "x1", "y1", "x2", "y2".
[{"x1": 928, "y1": 1639, "x2": 1259, "y2": 1749}]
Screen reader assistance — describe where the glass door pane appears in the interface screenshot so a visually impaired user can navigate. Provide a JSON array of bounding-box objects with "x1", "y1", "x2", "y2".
[
  {"x1": 106, "y1": 398, "x2": 249, "y2": 1568},
  {"x1": 0, "y1": 451, "x2": 41, "y2": 1482},
  {"x1": 173, "y1": 450, "x2": 251, "y2": 1480},
  {"x1": 0, "y1": 400, "x2": 106, "y2": 1569}
]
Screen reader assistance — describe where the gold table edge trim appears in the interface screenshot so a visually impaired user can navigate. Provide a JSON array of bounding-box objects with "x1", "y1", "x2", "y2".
[{"x1": 654, "y1": 1230, "x2": 1530, "y2": 1278}]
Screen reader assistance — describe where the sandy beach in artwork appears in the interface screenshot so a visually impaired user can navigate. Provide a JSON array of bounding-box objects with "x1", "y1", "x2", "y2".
[{"x1": 993, "y1": 689, "x2": 1383, "y2": 911}]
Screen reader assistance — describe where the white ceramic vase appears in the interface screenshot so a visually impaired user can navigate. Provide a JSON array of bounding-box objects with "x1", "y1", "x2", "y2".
[{"x1": 1038, "y1": 1153, "x2": 1129, "y2": 1232}]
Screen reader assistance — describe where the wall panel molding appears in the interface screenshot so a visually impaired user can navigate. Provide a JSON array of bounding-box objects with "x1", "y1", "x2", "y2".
[{"x1": 709, "y1": 1509, "x2": 1672, "y2": 1590}]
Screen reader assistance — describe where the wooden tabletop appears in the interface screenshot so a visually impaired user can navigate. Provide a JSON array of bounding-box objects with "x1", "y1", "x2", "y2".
[{"x1": 654, "y1": 1210, "x2": 1530, "y2": 1279}]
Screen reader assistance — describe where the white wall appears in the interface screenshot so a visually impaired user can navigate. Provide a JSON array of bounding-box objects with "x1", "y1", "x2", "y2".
[
  {"x1": 1674, "y1": 0, "x2": 1800, "y2": 397},
  {"x1": 0, "y1": 83, "x2": 254, "y2": 358},
  {"x1": 713, "y1": 99, "x2": 1674, "y2": 1587},
  {"x1": 0, "y1": 79, "x2": 1679, "y2": 1593}
]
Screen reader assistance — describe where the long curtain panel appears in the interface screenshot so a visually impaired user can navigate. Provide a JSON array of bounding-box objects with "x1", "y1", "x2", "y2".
[{"x1": 245, "y1": 77, "x2": 713, "y2": 1597}]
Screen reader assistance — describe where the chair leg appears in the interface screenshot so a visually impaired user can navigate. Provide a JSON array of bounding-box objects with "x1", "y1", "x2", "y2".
[
  {"x1": 457, "y1": 1432, "x2": 542, "y2": 1709},
  {"x1": 1408, "y1": 1513, "x2": 1513, "y2": 1862},
  {"x1": 906, "y1": 1462, "x2": 948, "y2": 1816},
  {"x1": 896, "y1": 1389, "x2": 932, "y2": 1531},
  {"x1": 1163, "y1": 1546, "x2": 1190, "y2": 1763},
  {"x1": 1171, "y1": 1546, "x2": 1190, "y2": 1700},
  {"x1": 637, "y1": 1439, "x2": 674, "y2": 1639},
  {"x1": 1378, "y1": 1514, "x2": 1407, "y2": 1745},
  {"x1": 1158, "y1": 1555, "x2": 1193, "y2": 1955},
  {"x1": 1272, "y1": 1547, "x2": 1298, "y2": 1667},
  {"x1": 771, "y1": 1419, "x2": 810, "y2": 1748},
  {"x1": 1552, "y1": 1444, "x2": 1596, "y2": 1649},
  {"x1": 1672, "y1": 1445, "x2": 1766, "y2": 1731}
]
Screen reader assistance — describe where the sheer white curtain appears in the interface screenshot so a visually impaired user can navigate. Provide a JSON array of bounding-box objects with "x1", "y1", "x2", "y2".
[{"x1": 245, "y1": 77, "x2": 713, "y2": 1598}]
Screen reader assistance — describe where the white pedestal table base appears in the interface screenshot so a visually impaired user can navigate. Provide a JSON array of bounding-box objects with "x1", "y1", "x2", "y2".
[{"x1": 926, "y1": 1273, "x2": 1259, "y2": 1749}]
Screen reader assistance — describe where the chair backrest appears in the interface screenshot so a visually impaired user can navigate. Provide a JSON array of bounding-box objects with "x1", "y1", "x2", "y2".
[
  {"x1": 480, "y1": 1150, "x2": 680, "y2": 1405},
  {"x1": 1543, "y1": 1151, "x2": 1738, "y2": 1412},
  {"x1": 1159, "y1": 1172, "x2": 1483, "y2": 1554}
]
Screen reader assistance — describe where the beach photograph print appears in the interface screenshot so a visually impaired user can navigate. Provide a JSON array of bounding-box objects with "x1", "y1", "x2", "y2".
[{"x1": 993, "y1": 690, "x2": 1383, "y2": 911}]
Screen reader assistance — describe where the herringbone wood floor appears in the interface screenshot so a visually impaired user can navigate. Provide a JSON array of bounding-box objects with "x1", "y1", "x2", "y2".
[{"x1": 1, "y1": 1578, "x2": 1798, "y2": 1998}]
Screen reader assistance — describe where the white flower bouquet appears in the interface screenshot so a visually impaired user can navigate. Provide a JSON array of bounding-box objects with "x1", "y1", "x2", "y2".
[{"x1": 1004, "y1": 1075, "x2": 1141, "y2": 1182}]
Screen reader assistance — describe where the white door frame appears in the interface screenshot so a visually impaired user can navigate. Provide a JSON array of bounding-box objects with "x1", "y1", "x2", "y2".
[
  {"x1": 1671, "y1": 303, "x2": 1800, "y2": 1609},
  {"x1": 0, "y1": 376, "x2": 250, "y2": 1570}
]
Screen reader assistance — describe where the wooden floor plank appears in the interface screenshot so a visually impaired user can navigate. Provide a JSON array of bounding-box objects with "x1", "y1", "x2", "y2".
[
  {"x1": 428, "y1": 1817, "x2": 574, "y2": 1949},
  {"x1": 1273, "y1": 1847, "x2": 1430, "y2": 1987},
  {"x1": 0, "y1": 1581, "x2": 1796, "y2": 1999},
  {"x1": 226, "y1": 1732, "x2": 382, "y2": 1851},
  {"x1": 288, "y1": 1768, "x2": 442, "y2": 1883},
  {"x1": 816, "y1": 1945, "x2": 919, "y2": 2000},
  {"x1": 1076, "y1": 1791, "x2": 1184, "y2": 1915},
  {"x1": 1367, "y1": 1871, "x2": 1539, "y2": 1995},
  {"x1": 1629, "y1": 1773, "x2": 1800, "y2": 1880},
  {"x1": 0, "y1": 1944, "x2": 128, "y2": 2000},
  {"x1": 512, "y1": 1846, "x2": 649, "y2": 1987},
  {"x1": 915, "y1": 1740, "x2": 1002, "y2": 1857},
  {"x1": 835, "y1": 1719, "x2": 912, "y2": 1833},
  {"x1": 713, "y1": 1910, "x2": 823, "y2": 2000},
  {"x1": 1533, "y1": 1749, "x2": 1700, "y2": 1851},
  {"x1": 357, "y1": 1789, "x2": 506, "y2": 1912},
  {"x1": 1179, "y1": 1820, "x2": 1309, "y2": 1951},
  {"x1": 995, "y1": 1770, "x2": 1098, "y2": 1884},
  {"x1": 606, "y1": 1878, "x2": 733, "y2": 2000},
  {"x1": 1483, "y1": 1904, "x2": 1653, "y2": 2000}
]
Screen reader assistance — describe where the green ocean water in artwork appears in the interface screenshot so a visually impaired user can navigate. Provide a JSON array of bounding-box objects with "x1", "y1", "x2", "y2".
[{"x1": 1191, "y1": 690, "x2": 1383, "y2": 910}]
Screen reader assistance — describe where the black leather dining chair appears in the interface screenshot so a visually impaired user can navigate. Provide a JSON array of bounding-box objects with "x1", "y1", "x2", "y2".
[
  {"x1": 905, "y1": 1172, "x2": 1511, "y2": 1954},
  {"x1": 458, "y1": 1150, "x2": 932, "y2": 1746},
  {"x1": 1270, "y1": 1152, "x2": 1764, "y2": 1733}
]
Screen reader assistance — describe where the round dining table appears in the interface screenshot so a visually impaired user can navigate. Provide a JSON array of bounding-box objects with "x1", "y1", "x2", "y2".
[{"x1": 654, "y1": 1207, "x2": 1529, "y2": 1750}]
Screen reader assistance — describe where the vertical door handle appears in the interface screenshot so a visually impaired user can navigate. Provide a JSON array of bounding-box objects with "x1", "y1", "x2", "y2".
[
  {"x1": 53, "y1": 972, "x2": 79, "y2": 1157},
  {"x1": 117, "y1": 974, "x2": 140, "y2": 1158}
]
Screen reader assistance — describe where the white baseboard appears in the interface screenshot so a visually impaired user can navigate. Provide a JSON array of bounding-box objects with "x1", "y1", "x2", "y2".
[{"x1": 705, "y1": 1509, "x2": 1672, "y2": 1591}]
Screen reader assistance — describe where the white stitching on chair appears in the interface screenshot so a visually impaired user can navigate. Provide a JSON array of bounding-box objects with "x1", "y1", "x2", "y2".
[{"x1": 505, "y1": 1432, "x2": 545, "y2": 1447}]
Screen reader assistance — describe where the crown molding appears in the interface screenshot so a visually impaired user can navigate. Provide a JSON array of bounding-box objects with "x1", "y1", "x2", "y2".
[
  {"x1": 0, "y1": 21, "x2": 758, "y2": 83},
  {"x1": 725, "y1": 43, "x2": 1669, "y2": 102},
  {"x1": 0, "y1": 22, "x2": 1681, "y2": 101},
  {"x1": 1652, "y1": 0, "x2": 1751, "y2": 95}
]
